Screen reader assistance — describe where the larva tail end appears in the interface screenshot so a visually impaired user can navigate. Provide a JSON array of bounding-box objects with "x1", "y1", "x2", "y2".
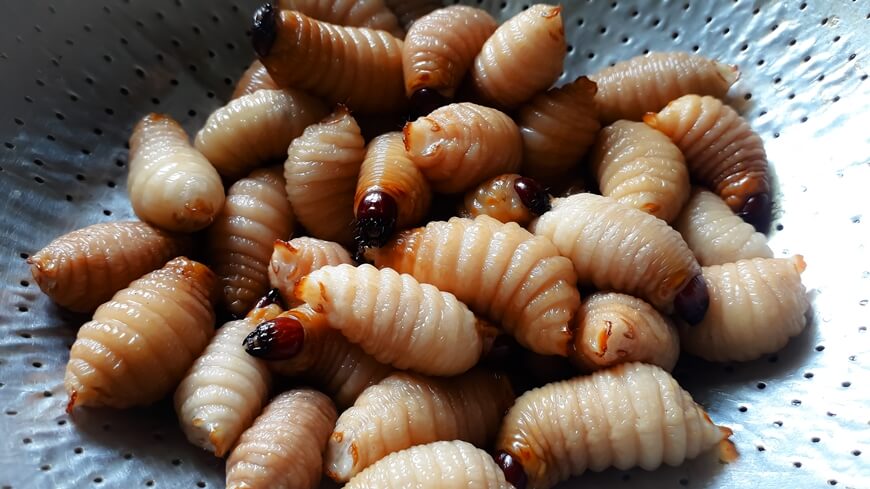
[
  {"x1": 403, "y1": 117, "x2": 442, "y2": 165},
  {"x1": 354, "y1": 191, "x2": 399, "y2": 249},
  {"x1": 495, "y1": 451, "x2": 528, "y2": 489},
  {"x1": 642, "y1": 112, "x2": 660, "y2": 128},
  {"x1": 514, "y1": 176, "x2": 552, "y2": 216},
  {"x1": 326, "y1": 433, "x2": 358, "y2": 483},
  {"x1": 292, "y1": 276, "x2": 327, "y2": 311},
  {"x1": 719, "y1": 437, "x2": 739, "y2": 463},
  {"x1": 792, "y1": 254, "x2": 807, "y2": 274},
  {"x1": 274, "y1": 238, "x2": 298, "y2": 254},
  {"x1": 65, "y1": 390, "x2": 78, "y2": 414},
  {"x1": 715, "y1": 61, "x2": 741, "y2": 86},
  {"x1": 243, "y1": 316, "x2": 305, "y2": 360},
  {"x1": 409, "y1": 88, "x2": 449, "y2": 119},
  {"x1": 674, "y1": 274, "x2": 710, "y2": 325},
  {"x1": 251, "y1": 2, "x2": 278, "y2": 58},
  {"x1": 542, "y1": 4, "x2": 562, "y2": 18},
  {"x1": 477, "y1": 320, "x2": 502, "y2": 357},
  {"x1": 736, "y1": 192, "x2": 772, "y2": 233},
  {"x1": 573, "y1": 76, "x2": 598, "y2": 95}
]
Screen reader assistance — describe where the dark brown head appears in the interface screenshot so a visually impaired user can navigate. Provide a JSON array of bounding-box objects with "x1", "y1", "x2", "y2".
[
  {"x1": 251, "y1": 3, "x2": 278, "y2": 58},
  {"x1": 409, "y1": 88, "x2": 449, "y2": 119},
  {"x1": 354, "y1": 191, "x2": 399, "y2": 249},
  {"x1": 252, "y1": 288, "x2": 284, "y2": 311},
  {"x1": 494, "y1": 451, "x2": 528, "y2": 489},
  {"x1": 674, "y1": 273, "x2": 710, "y2": 325},
  {"x1": 243, "y1": 316, "x2": 304, "y2": 360},
  {"x1": 513, "y1": 176, "x2": 552, "y2": 215},
  {"x1": 737, "y1": 193, "x2": 772, "y2": 233}
]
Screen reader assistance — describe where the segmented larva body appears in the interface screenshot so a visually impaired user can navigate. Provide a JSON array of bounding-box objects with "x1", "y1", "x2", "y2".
[
  {"x1": 277, "y1": 0, "x2": 404, "y2": 38},
  {"x1": 195, "y1": 89, "x2": 328, "y2": 181},
  {"x1": 366, "y1": 215, "x2": 580, "y2": 357},
  {"x1": 531, "y1": 194, "x2": 700, "y2": 311},
  {"x1": 231, "y1": 60, "x2": 278, "y2": 99},
  {"x1": 208, "y1": 167, "x2": 295, "y2": 317},
  {"x1": 470, "y1": 4, "x2": 565, "y2": 109},
  {"x1": 403, "y1": 102, "x2": 522, "y2": 193},
  {"x1": 590, "y1": 51, "x2": 738, "y2": 124},
  {"x1": 226, "y1": 389, "x2": 337, "y2": 489},
  {"x1": 497, "y1": 362, "x2": 732, "y2": 489},
  {"x1": 385, "y1": 0, "x2": 443, "y2": 30},
  {"x1": 65, "y1": 257, "x2": 217, "y2": 409},
  {"x1": 402, "y1": 5, "x2": 497, "y2": 98},
  {"x1": 284, "y1": 107, "x2": 364, "y2": 246},
  {"x1": 459, "y1": 173, "x2": 542, "y2": 226},
  {"x1": 681, "y1": 256, "x2": 808, "y2": 362},
  {"x1": 517, "y1": 76, "x2": 601, "y2": 184},
  {"x1": 675, "y1": 188, "x2": 773, "y2": 266},
  {"x1": 327, "y1": 370, "x2": 515, "y2": 482},
  {"x1": 127, "y1": 114, "x2": 225, "y2": 232},
  {"x1": 345, "y1": 440, "x2": 514, "y2": 489},
  {"x1": 28, "y1": 221, "x2": 190, "y2": 313},
  {"x1": 591, "y1": 120, "x2": 690, "y2": 223},
  {"x1": 296, "y1": 263, "x2": 494, "y2": 376},
  {"x1": 269, "y1": 237, "x2": 354, "y2": 307},
  {"x1": 571, "y1": 292, "x2": 679, "y2": 372},
  {"x1": 174, "y1": 304, "x2": 281, "y2": 457}
]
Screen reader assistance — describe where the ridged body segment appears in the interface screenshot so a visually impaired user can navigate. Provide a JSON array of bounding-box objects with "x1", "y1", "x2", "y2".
[
  {"x1": 278, "y1": 0, "x2": 404, "y2": 37},
  {"x1": 231, "y1": 60, "x2": 278, "y2": 99},
  {"x1": 269, "y1": 237, "x2": 354, "y2": 306}
]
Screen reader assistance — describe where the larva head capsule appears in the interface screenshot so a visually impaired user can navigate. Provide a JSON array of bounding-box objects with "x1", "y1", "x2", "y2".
[
  {"x1": 244, "y1": 316, "x2": 304, "y2": 360},
  {"x1": 738, "y1": 192, "x2": 772, "y2": 233},
  {"x1": 513, "y1": 176, "x2": 552, "y2": 216},
  {"x1": 673, "y1": 273, "x2": 710, "y2": 326},
  {"x1": 494, "y1": 451, "x2": 528, "y2": 489},
  {"x1": 409, "y1": 88, "x2": 449, "y2": 119},
  {"x1": 251, "y1": 2, "x2": 278, "y2": 58},
  {"x1": 354, "y1": 191, "x2": 399, "y2": 249},
  {"x1": 251, "y1": 287, "x2": 284, "y2": 311}
]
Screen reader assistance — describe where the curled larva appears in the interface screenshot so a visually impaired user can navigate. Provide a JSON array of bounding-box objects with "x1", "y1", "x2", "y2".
[
  {"x1": 127, "y1": 113, "x2": 225, "y2": 232},
  {"x1": 231, "y1": 60, "x2": 278, "y2": 99},
  {"x1": 571, "y1": 292, "x2": 679, "y2": 372},
  {"x1": 496, "y1": 362, "x2": 734, "y2": 489},
  {"x1": 517, "y1": 76, "x2": 600, "y2": 184},
  {"x1": 675, "y1": 188, "x2": 773, "y2": 266},
  {"x1": 65, "y1": 257, "x2": 217, "y2": 410},
  {"x1": 680, "y1": 256, "x2": 808, "y2": 362},
  {"x1": 226, "y1": 389, "x2": 336, "y2": 489},
  {"x1": 208, "y1": 167, "x2": 295, "y2": 317},
  {"x1": 403, "y1": 102, "x2": 522, "y2": 193},
  {"x1": 354, "y1": 132, "x2": 432, "y2": 249},
  {"x1": 366, "y1": 215, "x2": 580, "y2": 357},
  {"x1": 295, "y1": 263, "x2": 496, "y2": 376},
  {"x1": 268, "y1": 237, "x2": 354, "y2": 307},
  {"x1": 590, "y1": 120, "x2": 690, "y2": 223},
  {"x1": 252, "y1": 5, "x2": 406, "y2": 114},
  {"x1": 174, "y1": 303, "x2": 281, "y2": 457},
  {"x1": 345, "y1": 440, "x2": 514, "y2": 489},
  {"x1": 590, "y1": 51, "x2": 739, "y2": 124},
  {"x1": 645, "y1": 94, "x2": 771, "y2": 231},
  {"x1": 459, "y1": 173, "x2": 551, "y2": 226},
  {"x1": 470, "y1": 4, "x2": 565, "y2": 109},
  {"x1": 194, "y1": 89, "x2": 328, "y2": 181},
  {"x1": 277, "y1": 0, "x2": 403, "y2": 37},
  {"x1": 284, "y1": 107, "x2": 365, "y2": 246},
  {"x1": 28, "y1": 221, "x2": 190, "y2": 313}
]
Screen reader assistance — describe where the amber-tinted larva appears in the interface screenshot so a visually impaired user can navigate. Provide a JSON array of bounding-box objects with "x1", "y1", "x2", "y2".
[
  {"x1": 268, "y1": 237, "x2": 354, "y2": 307},
  {"x1": 277, "y1": 0, "x2": 404, "y2": 37},
  {"x1": 385, "y1": 0, "x2": 443, "y2": 30},
  {"x1": 231, "y1": 60, "x2": 279, "y2": 99},
  {"x1": 459, "y1": 173, "x2": 551, "y2": 226}
]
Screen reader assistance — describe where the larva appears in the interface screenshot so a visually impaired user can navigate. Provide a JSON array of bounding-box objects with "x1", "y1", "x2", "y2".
[
  {"x1": 27, "y1": 221, "x2": 190, "y2": 313},
  {"x1": 590, "y1": 120, "x2": 690, "y2": 223},
  {"x1": 470, "y1": 4, "x2": 565, "y2": 109},
  {"x1": 208, "y1": 167, "x2": 295, "y2": 317},
  {"x1": 252, "y1": 5, "x2": 406, "y2": 114},
  {"x1": 590, "y1": 51, "x2": 739, "y2": 124},
  {"x1": 354, "y1": 132, "x2": 432, "y2": 249},
  {"x1": 268, "y1": 237, "x2": 354, "y2": 307},
  {"x1": 571, "y1": 292, "x2": 679, "y2": 372},
  {"x1": 403, "y1": 102, "x2": 522, "y2": 193},
  {"x1": 496, "y1": 363, "x2": 734, "y2": 489},
  {"x1": 231, "y1": 60, "x2": 278, "y2": 99},
  {"x1": 284, "y1": 107, "x2": 365, "y2": 246},
  {"x1": 530, "y1": 194, "x2": 705, "y2": 323},
  {"x1": 326, "y1": 370, "x2": 515, "y2": 482},
  {"x1": 127, "y1": 114, "x2": 225, "y2": 232},
  {"x1": 277, "y1": 0, "x2": 404, "y2": 38},
  {"x1": 675, "y1": 188, "x2": 773, "y2": 266},
  {"x1": 645, "y1": 94, "x2": 771, "y2": 230},
  {"x1": 459, "y1": 173, "x2": 551, "y2": 226},
  {"x1": 517, "y1": 76, "x2": 600, "y2": 184},
  {"x1": 225, "y1": 389, "x2": 336, "y2": 489},
  {"x1": 366, "y1": 215, "x2": 580, "y2": 357},
  {"x1": 65, "y1": 257, "x2": 217, "y2": 409},
  {"x1": 174, "y1": 302, "x2": 282, "y2": 457},
  {"x1": 680, "y1": 256, "x2": 808, "y2": 362},
  {"x1": 345, "y1": 440, "x2": 514, "y2": 489}
]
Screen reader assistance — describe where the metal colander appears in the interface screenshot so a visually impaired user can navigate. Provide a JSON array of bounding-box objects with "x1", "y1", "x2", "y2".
[{"x1": 1, "y1": 0, "x2": 868, "y2": 488}]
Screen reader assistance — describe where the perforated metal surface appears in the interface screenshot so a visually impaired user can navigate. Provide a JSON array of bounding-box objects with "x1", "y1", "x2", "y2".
[{"x1": 0, "y1": 0, "x2": 867, "y2": 488}]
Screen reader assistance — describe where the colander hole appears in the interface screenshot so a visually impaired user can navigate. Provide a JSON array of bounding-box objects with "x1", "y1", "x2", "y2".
[
  {"x1": 226, "y1": 42, "x2": 236, "y2": 50},
  {"x1": 744, "y1": 93, "x2": 752, "y2": 100},
  {"x1": 103, "y1": 210, "x2": 112, "y2": 216},
  {"x1": 756, "y1": 382, "x2": 766, "y2": 389},
  {"x1": 812, "y1": 437, "x2": 820, "y2": 443},
  {"x1": 115, "y1": 159, "x2": 125, "y2": 167},
  {"x1": 599, "y1": 26, "x2": 607, "y2": 34},
  {"x1": 803, "y1": 55, "x2": 811, "y2": 62},
  {"x1": 630, "y1": 9, "x2": 638, "y2": 17},
  {"x1": 120, "y1": 37, "x2": 129, "y2": 45},
  {"x1": 768, "y1": 354, "x2": 779, "y2": 362},
  {"x1": 722, "y1": 28, "x2": 730, "y2": 35},
  {"x1": 609, "y1": 1, "x2": 617, "y2": 10},
  {"x1": 192, "y1": 26, "x2": 201, "y2": 35},
  {"x1": 151, "y1": 97, "x2": 160, "y2": 105},
  {"x1": 20, "y1": 280, "x2": 29, "y2": 287},
  {"x1": 206, "y1": 91, "x2": 215, "y2": 99},
  {"x1": 683, "y1": 3, "x2": 690, "y2": 11},
  {"x1": 208, "y1": 49, "x2": 216, "y2": 58},
  {"x1": 57, "y1": 420, "x2": 66, "y2": 426},
  {"x1": 691, "y1": 44, "x2": 699, "y2": 52},
  {"x1": 23, "y1": 438, "x2": 31, "y2": 444},
  {"x1": 821, "y1": 18, "x2": 828, "y2": 25},
  {"x1": 576, "y1": 18, "x2": 584, "y2": 26},
  {"x1": 40, "y1": 465, "x2": 50, "y2": 471},
  {"x1": 652, "y1": 18, "x2": 661, "y2": 26},
  {"x1": 853, "y1": 450, "x2": 862, "y2": 456},
  {"x1": 757, "y1": 59, "x2": 764, "y2": 66},
  {"x1": 815, "y1": 345, "x2": 825, "y2": 352},
  {"x1": 211, "y1": 14, "x2": 220, "y2": 23},
  {"x1": 792, "y1": 399, "x2": 802, "y2": 406},
  {"x1": 135, "y1": 67, "x2": 145, "y2": 78},
  {"x1": 65, "y1": 195, "x2": 73, "y2": 202},
  {"x1": 74, "y1": 447, "x2": 83, "y2": 454},
  {"x1": 678, "y1": 478, "x2": 688, "y2": 486},
  {"x1": 120, "y1": 87, "x2": 129, "y2": 96},
  {"x1": 76, "y1": 174, "x2": 85, "y2": 181},
  {"x1": 187, "y1": 109, "x2": 196, "y2": 117},
  {"x1": 32, "y1": 362, "x2": 42, "y2": 368},
  {"x1": 93, "y1": 478, "x2": 103, "y2": 484},
  {"x1": 6, "y1": 410, "x2": 18, "y2": 415},
  {"x1": 756, "y1": 445, "x2": 765, "y2": 452},
  {"x1": 789, "y1": 39, "x2": 797, "y2": 46},
  {"x1": 42, "y1": 390, "x2": 51, "y2": 397},
  {"x1": 828, "y1": 480, "x2": 837, "y2": 486},
  {"x1": 17, "y1": 305, "x2": 27, "y2": 312},
  {"x1": 776, "y1": 223, "x2": 783, "y2": 230},
  {"x1": 33, "y1": 176, "x2": 44, "y2": 184},
  {"x1": 705, "y1": 16, "x2": 712, "y2": 23},
  {"x1": 740, "y1": 43, "x2": 749, "y2": 51},
  {"x1": 841, "y1": 381, "x2": 851, "y2": 387},
  {"x1": 817, "y1": 74, "x2": 825, "y2": 81},
  {"x1": 197, "y1": 483, "x2": 206, "y2": 488},
  {"x1": 145, "y1": 481, "x2": 154, "y2": 487},
  {"x1": 804, "y1": 372, "x2": 814, "y2": 379},
  {"x1": 671, "y1": 31, "x2": 679, "y2": 39},
  {"x1": 793, "y1": 461, "x2": 802, "y2": 468},
  {"x1": 123, "y1": 453, "x2": 133, "y2": 460},
  {"x1": 18, "y1": 332, "x2": 31, "y2": 338},
  {"x1": 103, "y1": 54, "x2": 112, "y2": 63},
  {"x1": 770, "y1": 24, "x2": 778, "y2": 31},
  {"x1": 827, "y1": 411, "x2": 836, "y2": 417},
  {"x1": 171, "y1": 459, "x2": 181, "y2": 466}
]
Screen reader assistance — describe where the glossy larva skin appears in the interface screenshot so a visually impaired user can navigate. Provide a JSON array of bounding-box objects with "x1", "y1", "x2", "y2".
[
  {"x1": 208, "y1": 167, "x2": 295, "y2": 317},
  {"x1": 680, "y1": 256, "x2": 808, "y2": 362},
  {"x1": 470, "y1": 4, "x2": 565, "y2": 109},
  {"x1": 225, "y1": 389, "x2": 336, "y2": 489},
  {"x1": 497, "y1": 362, "x2": 731, "y2": 489},
  {"x1": 591, "y1": 120, "x2": 690, "y2": 223},
  {"x1": 675, "y1": 188, "x2": 773, "y2": 266},
  {"x1": 531, "y1": 194, "x2": 700, "y2": 311},
  {"x1": 277, "y1": 0, "x2": 404, "y2": 38},
  {"x1": 366, "y1": 215, "x2": 580, "y2": 357},
  {"x1": 231, "y1": 60, "x2": 278, "y2": 99},
  {"x1": 284, "y1": 108, "x2": 364, "y2": 246},
  {"x1": 517, "y1": 76, "x2": 600, "y2": 184},
  {"x1": 345, "y1": 440, "x2": 514, "y2": 489},
  {"x1": 28, "y1": 221, "x2": 190, "y2": 313},
  {"x1": 295, "y1": 263, "x2": 492, "y2": 376},
  {"x1": 194, "y1": 89, "x2": 328, "y2": 181},
  {"x1": 268, "y1": 237, "x2": 354, "y2": 307},
  {"x1": 460, "y1": 173, "x2": 535, "y2": 226},
  {"x1": 260, "y1": 10, "x2": 406, "y2": 114},
  {"x1": 65, "y1": 257, "x2": 217, "y2": 409},
  {"x1": 127, "y1": 114, "x2": 225, "y2": 232},
  {"x1": 174, "y1": 305, "x2": 281, "y2": 457},
  {"x1": 402, "y1": 6, "x2": 497, "y2": 98},
  {"x1": 403, "y1": 102, "x2": 522, "y2": 193},
  {"x1": 384, "y1": 0, "x2": 443, "y2": 30},
  {"x1": 571, "y1": 292, "x2": 679, "y2": 372},
  {"x1": 326, "y1": 370, "x2": 515, "y2": 482},
  {"x1": 590, "y1": 51, "x2": 738, "y2": 124}
]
